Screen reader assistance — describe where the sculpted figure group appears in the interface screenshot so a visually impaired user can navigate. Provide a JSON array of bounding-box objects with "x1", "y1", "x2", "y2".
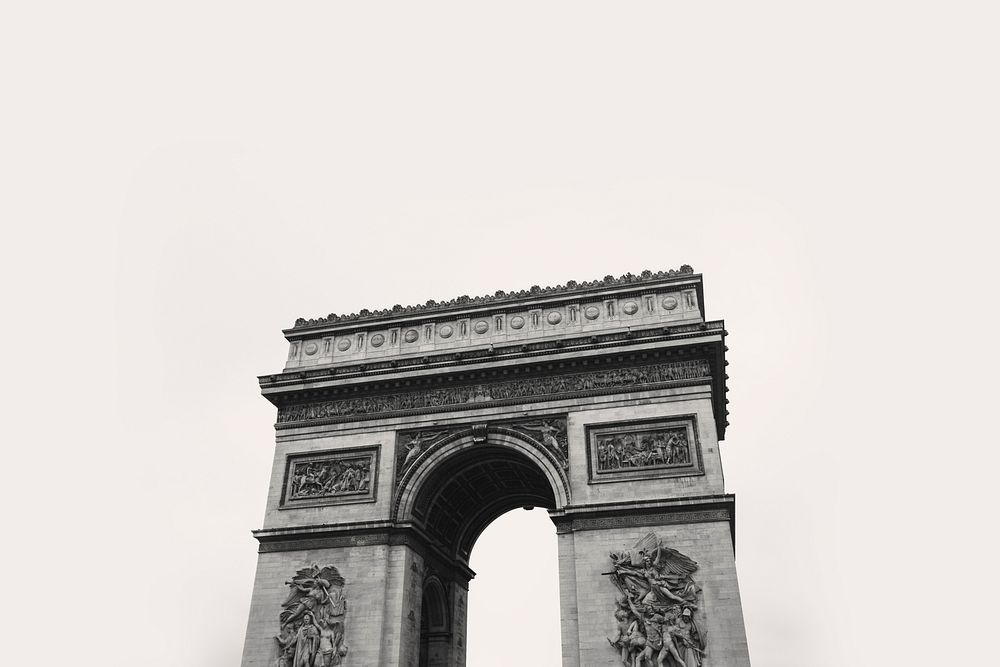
[
  {"x1": 275, "y1": 564, "x2": 349, "y2": 667},
  {"x1": 597, "y1": 430, "x2": 690, "y2": 472},
  {"x1": 278, "y1": 360, "x2": 711, "y2": 423},
  {"x1": 607, "y1": 533, "x2": 706, "y2": 667},
  {"x1": 289, "y1": 459, "x2": 371, "y2": 499}
]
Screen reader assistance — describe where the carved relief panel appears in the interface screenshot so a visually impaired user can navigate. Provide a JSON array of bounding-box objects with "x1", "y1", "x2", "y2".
[
  {"x1": 606, "y1": 532, "x2": 706, "y2": 666},
  {"x1": 275, "y1": 564, "x2": 349, "y2": 667},
  {"x1": 586, "y1": 416, "x2": 703, "y2": 483},
  {"x1": 280, "y1": 446, "x2": 379, "y2": 509}
]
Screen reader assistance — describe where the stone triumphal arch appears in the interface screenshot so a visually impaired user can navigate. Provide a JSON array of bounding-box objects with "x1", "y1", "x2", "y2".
[{"x1": 241, "y1": 267, "x2": 751, "y2": 666}]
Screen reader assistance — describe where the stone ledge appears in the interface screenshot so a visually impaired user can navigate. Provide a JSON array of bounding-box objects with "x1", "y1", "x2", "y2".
[
  {"x1": 251, "y1": 521, "x2": 477, "y2": 584},
  {"x1": 549, "y1": 494, "x2": 736, "y2": 550}
]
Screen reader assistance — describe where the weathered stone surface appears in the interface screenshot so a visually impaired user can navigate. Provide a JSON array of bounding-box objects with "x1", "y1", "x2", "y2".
[
  {"x1": 283, "y1": 270, "x2": 704, "y2": 370},
  {"x1": 241, "y1": 271, "x2": 750, "y2": 666}
]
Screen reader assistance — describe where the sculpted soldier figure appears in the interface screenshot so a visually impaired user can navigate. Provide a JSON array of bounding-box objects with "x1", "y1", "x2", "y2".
[
  {"x1": 624, "y1": 617, "x2": 647, "y2": 666},
  {"x1": 608, "y1": 606, "x2": 633, "y2": 666},
  {"x1": 669, "y1": 609, "x2": 704, "y2": 667},
  {"x1": 293, "y1": 614, "x2": 320, "y2": 667},
  {"x1": 274, "y1": 625, "x2": 296, "y2": 667},
  {"x1": 314, "y1": 618, "x2": 348, "y2": 667},
  {"x1": 636, "y1": 607, "x2": 687, "y2": 667}
]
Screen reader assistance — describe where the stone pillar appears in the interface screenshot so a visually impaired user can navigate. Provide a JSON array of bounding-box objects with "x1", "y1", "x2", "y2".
[
  {"x1": 380, "y1": 544, "x2": 425, "y2": 667},
  {"x1": 240, "y1": 543, "x2": 394, "y2": 667},
  {"x1": 553, "y1": 500, "x2": 751, "y2": 667},
  {"x1": 556, "y1": 530, "x2": 581, "y2": 666}
]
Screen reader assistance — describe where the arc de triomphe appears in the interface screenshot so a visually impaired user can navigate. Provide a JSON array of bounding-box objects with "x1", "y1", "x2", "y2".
[{"x1": 241, "y1": 266, "x2": 751, "y2": 666}]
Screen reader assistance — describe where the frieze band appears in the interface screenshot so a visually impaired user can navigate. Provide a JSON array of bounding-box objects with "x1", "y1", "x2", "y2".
[{"x1": 277, "y1": 359, "x2": 711, "y2": 425}]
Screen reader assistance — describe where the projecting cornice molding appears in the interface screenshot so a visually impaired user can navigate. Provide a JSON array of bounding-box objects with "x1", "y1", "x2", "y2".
[
  {"x1": 282, "y1": 271, "x2": 706, "y2": 372},
  {"x1": 290, "y1": 265, "x2": 695, "y2": 330}
]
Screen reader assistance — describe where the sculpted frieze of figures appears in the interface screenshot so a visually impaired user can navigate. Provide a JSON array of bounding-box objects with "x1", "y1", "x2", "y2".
[
  {"x1": 282, "y1": 448, "x2": 378, "y2": 507},
  {"x1": 597, "y1": 427, "x2": 691, "y2": 472},
  {"x1": 606, "y1": 533, "x2": 706, "y2": 667},
  {"x1": 275, "y1": 564, "x2": 348, "y2": 667},
  {"x1": 278, "y1": 359, "x2": 711, "y2": 424},
  {"x1": 588, "y1": 418, "x2": 702, "y2": 482}
]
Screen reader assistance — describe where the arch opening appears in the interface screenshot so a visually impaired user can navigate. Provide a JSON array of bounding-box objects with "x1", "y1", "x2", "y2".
[
  {"x1": 419, "y1": 577, "x2": 450, "y2": 667},
  {"x1": 410, "y1": 444, "x2": 558, "y2": 562},
  {"x1": 466, "y1": 508, "x2": 562, "y2": 666}
]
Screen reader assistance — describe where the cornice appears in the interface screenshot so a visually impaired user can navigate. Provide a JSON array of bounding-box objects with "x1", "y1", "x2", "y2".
[
  {"x1": 264, "y1": 326, "x2": 731, "y2": 439},
  {"x1": 252, "y1": 520, "x2": 477, "y2": 582},
  {"x1": 262, "y1": 320, "x2": 726, "y2": 391},
  {"x1": 288, "y1": 266, "x2": 697, "y2": 333}
]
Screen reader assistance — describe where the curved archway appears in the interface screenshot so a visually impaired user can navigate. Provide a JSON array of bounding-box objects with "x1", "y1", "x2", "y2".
[
  {"x1": 419, "y1": 576, "x2": 451, "y2": 667},
  {"x1": 394, "y1": 428, "x2": 569, "y2": 562}
]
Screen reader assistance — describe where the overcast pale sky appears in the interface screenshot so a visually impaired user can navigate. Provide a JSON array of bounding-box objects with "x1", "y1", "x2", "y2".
[{"x1": 2, "y1": 2, "x2": 996, "y2": 666}]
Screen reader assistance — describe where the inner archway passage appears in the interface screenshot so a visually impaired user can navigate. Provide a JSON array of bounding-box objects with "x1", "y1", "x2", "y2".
[
  {"x1": 410, "y1": 444, "x2": 558, "y2": 562},
  {"x1": 467, "y1": 508, "x2": 562, "y2": 667}
]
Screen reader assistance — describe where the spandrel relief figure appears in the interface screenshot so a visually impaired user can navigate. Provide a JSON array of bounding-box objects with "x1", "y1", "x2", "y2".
[
  {"x1": 277, "y1": 565, "x2": 348, "y2": 667},
  {"x1": 398, "y1": 431, "x2": 446, "y2": 476},
  {"x1": 605, "y1": 533, "x2": 706, "y2": 666},
  {"x1": 516, "y1": 420, "x2": 568, "y2": 468}
]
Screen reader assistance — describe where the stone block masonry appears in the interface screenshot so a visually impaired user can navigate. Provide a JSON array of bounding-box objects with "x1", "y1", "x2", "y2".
[{"x1": 241, "y1": 268, "x2": 750, "y2": 666}]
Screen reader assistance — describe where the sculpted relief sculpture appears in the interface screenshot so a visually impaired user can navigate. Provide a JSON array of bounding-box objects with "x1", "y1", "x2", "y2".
[
  {"x1": 597, "y1": 427, "x2": 691, "y2": 472},
  {"x1": 509, "y1": 419, "x2": 569, "y2": 468},
  {"x1": 282, "y1": 449, "x2": 378, "y2": 508},
  {"x1": 276, "y1": 564, "x2": 349, "y2": 667},
  {"x1": 289, "y1": 458, "x2": 371, "y2": 500},
  {"x1": 588, "y1": 419, "x2": 702, "y2": 483},
  {"x1": 278, "y1": 360, "x2": 711, "y2": 424},
  {"x1": 606, "y1": 533, "x2": 706, "y2": 667}
]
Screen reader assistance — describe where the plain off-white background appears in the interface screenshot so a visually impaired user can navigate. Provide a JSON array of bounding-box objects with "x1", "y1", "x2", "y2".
[{"x1": 1, "y1": 2, "x2": 997, "y2": 665}]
